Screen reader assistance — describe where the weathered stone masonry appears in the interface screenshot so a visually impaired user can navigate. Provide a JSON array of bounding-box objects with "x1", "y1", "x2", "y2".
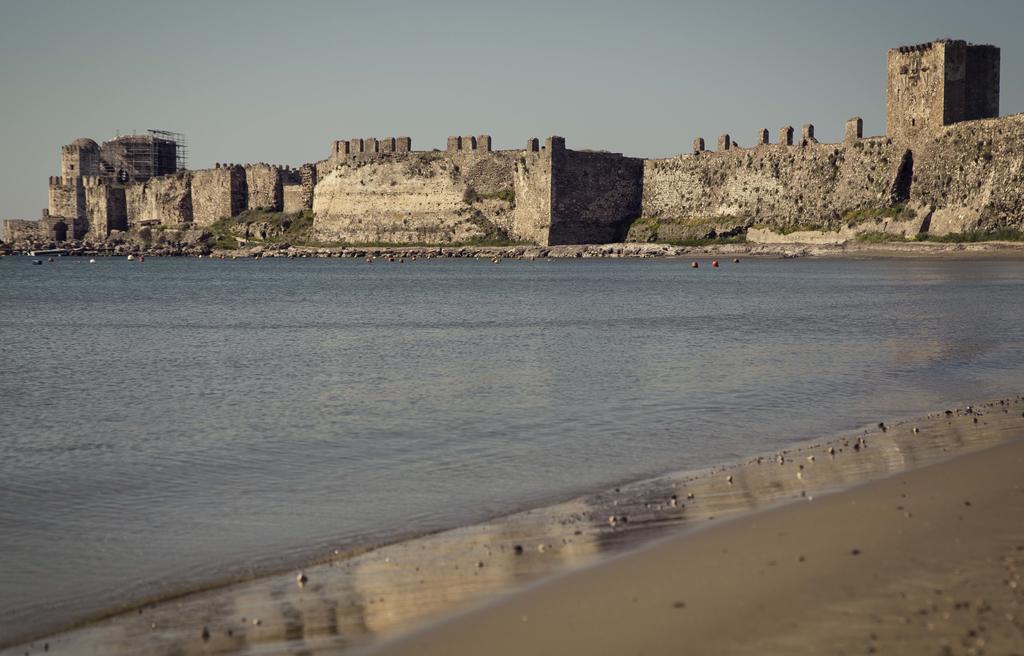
[
  {"x1": 311, "y1": 137, "x2": 518, "y2": 244},
  {"x1": 191, "y1": 165, "x2": 247, "y2": 227},
  {"x1": 535, "y1": 137, "x2": 644, "y2": 245},
  {"x1": 887, "y1": 40, "x2": 999, "y2": 146},
  {"x1": 640, "y1": 39, "x2": 1012, "y2": 240},
  {"x1": 5, "y1": 38, "x2": 1020, "y2": 248}
]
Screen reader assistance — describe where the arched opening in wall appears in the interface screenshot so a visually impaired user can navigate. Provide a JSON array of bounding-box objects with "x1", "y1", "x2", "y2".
[
  {"x1": 52, "y1": 220, "x2": 67, "y2": 242},
  {"x1": 890, "y1": 150, "x2": 914, "y2": 204}
]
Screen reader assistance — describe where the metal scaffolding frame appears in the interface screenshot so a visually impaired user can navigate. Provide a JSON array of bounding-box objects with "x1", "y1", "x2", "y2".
[
  {"x1": 100, "y1": 129, "x2": 188, "y2": 181},
  {"x1": 147, "y1": 129, "x2": 188, "y2": 171}
]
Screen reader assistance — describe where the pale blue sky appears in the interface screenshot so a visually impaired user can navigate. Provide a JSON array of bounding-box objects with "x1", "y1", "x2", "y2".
[{"x1": 1, "y1": 0, "x2": 1021, "y2": 219}]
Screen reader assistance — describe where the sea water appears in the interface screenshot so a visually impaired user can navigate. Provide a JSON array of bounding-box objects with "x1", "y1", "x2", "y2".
[{"x1": 1, "y1": 255, "x2": 1023, "y2": 643}]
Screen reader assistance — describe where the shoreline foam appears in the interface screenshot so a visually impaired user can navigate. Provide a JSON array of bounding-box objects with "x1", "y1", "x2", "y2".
[
  {"x1": 372, "y1": 425, "x2": 1024, "y2": 656},
  {"x1": 6, "y1": 395, "x2": 1022, "y2": 655}
]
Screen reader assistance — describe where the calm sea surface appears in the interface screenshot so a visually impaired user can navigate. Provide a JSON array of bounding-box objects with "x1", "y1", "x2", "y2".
[{"x1": 1, "y1": 255, "x2": 1023, "y2": 642}]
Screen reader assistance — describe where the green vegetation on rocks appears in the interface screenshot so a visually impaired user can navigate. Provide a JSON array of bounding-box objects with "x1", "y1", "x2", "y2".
[
  {"x1": 463, "y1": 188, "x2": 515, "y2": 205},
  {"x1": 626, "y1": 214, "x2": 749, "y2": 243},
  {"x1": 922, "y1": 228, "x2": 1024, "y2": 243},
  {"x1": 841, "y1": 203, "x2": 917, "y2": 227},
  {"x1": 209, "y1": 209, "x2": 315, "y2": 249},
  {"x1": 855, "y1": 231, "x2": 902, "y2": 243}
]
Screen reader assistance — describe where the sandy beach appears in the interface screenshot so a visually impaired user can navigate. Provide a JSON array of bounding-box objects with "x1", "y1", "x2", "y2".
[
  {"x1": 373, "y1": 424, "x2": 1024, "y2": 655},
  {"x1": 6, "y1": 5, "x2": 1024, "y2": 656},
  {"x1": 7, "y1": 397, "x2": 1023, "y2": 655}
]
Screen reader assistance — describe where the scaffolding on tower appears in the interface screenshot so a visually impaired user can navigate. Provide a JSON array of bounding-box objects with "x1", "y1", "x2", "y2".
[{"x1": 148, "y1": 129, "x2": 188, "y2": 172}]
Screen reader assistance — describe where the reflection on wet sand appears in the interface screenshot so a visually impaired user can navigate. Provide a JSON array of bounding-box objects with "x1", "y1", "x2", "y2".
[{"x1": 9, "y1": 397, "x2": 1022, "y2": 656}]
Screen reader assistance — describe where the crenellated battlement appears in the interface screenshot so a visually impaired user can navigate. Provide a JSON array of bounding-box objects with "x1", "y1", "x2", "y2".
[
  {"x1": 49, "y1": 175, "x2": 82, "y2": 187},
  {"x1": 331, "y1": 136, "x2": 414, "y2": 161},
  {"x1": 523, "y1": 136, "x2": 565, "y2": 159},
  {"x1": 446, "y1": 135, "x2": 494, "y2": 154},
  {"x1": 23, "y1": 38, "x2": 1015, "y2": 247},
  {"x1": 845, "y1": 117, "x2": 864, "y2": 142},
  {"x1": 896, "y1": 41, "x2": 937, "y2": 54},
  {"x1": 894, "y1": 39, "x2": 997, "y2": 54},
  {"x1": 689, "y1": 118, "x2": 874, "y2": 154}
]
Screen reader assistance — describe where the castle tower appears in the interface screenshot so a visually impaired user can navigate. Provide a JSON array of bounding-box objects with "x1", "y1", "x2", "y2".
[
  {"x1": 886, "y1": 39, "x2": 1000, "y2": 144},
  {"x1": 61, "y1": 138, "x2": 100, "y2": 177}
]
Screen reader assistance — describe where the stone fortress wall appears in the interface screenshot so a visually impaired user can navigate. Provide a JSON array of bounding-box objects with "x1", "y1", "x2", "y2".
[
  {"x1": 311, "y1": 135, "x2": 519, "y2": 244},
  {"x1": 638, "y1": 38, "x2": 1012, "y2": 242},
  {"x1": 639, "y1": 121, "x2": 910, "y2": 240},
  {"x1": 5, "y1": 38, "x2": 1020, "y2": 248}
]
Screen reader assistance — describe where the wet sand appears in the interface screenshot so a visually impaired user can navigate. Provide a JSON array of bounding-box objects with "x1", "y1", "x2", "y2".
[
  {"x1": 6, "y1": 397, "x2": 1024, "y2": 655},
  {"x1": 372, "y1": 430, "x2": 1024, "y2": 656}
]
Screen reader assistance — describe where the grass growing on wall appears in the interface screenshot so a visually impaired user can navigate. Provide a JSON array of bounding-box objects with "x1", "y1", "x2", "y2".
[
  {"x1": 626, "y1": 215, "x2": 749, "y2": 243},
  {"x1": 923, "y1": 228, "x2": 1024, "y2": 242},
  {"x1": 841, "y1": 203, "x2": 916, "y2": 227},
  {"x1": 209, "y1": 209, "x2": 315, "y2": 248},
  {"x1": 463, "y1": 188, "x2": 515, "y2": 205},
  {"x1": 751, "y1": 222, "x2": 827, "y2": 235},
  {"x1": 854, "y1": 231, "x2": 903, "y2": 243}
]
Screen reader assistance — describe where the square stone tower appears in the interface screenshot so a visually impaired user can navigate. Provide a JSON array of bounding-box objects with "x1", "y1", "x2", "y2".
[{"x1": 886, "y1": 39, "x2": 999, "y2": 144}]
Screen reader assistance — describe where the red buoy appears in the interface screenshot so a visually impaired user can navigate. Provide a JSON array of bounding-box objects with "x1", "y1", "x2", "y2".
[
  {"x1": 733, "y1": 257, "x2": 740, "y2": 263},
  {"x1": 691, "y1": 261, "x2": 699, "y2": 268},
  {"x1": 712, "y1": 260, "x2": 719, "y2": 268}
]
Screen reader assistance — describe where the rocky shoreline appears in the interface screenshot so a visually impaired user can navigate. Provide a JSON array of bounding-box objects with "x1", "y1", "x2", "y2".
[{"x1": 4, "y1": 238, "x2": 1024, "y2": 261}]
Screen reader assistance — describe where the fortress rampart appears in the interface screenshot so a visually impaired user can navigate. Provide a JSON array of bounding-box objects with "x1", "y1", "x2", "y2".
[
  {"x1": 5, "y1": 39, "x2": 1019, "y2": 248},
  {"x1": 311, "y1": 139, "x2": 519, "y2": 244}
]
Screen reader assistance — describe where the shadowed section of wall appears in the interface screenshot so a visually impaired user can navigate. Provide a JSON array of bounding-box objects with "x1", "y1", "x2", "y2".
[{"x1": 549, "y1": 144, "x2": 644, "y2": 245}]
